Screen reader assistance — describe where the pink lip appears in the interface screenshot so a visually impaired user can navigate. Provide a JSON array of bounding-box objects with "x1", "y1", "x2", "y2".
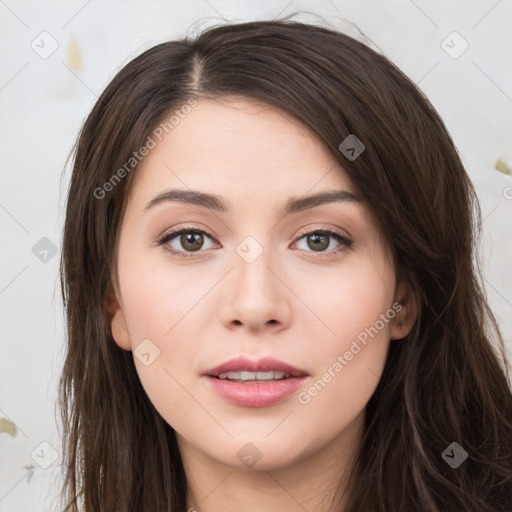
[
  {"x1": 204, "y1": 356, "x2": 308, "y2": 378},
  {"x1": 203, "y1": 356, "x2": 309, "y2": 407}
]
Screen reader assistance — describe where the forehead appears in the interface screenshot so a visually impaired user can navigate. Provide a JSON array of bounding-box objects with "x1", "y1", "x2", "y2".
[{"x1": 127, "y1": 97, "x2": 355, "y2": 210}]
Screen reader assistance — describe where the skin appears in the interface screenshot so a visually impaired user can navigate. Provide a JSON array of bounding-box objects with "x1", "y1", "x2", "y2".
[{"x1": 109, "y1": 97, "x2": 416, "y2": 512}]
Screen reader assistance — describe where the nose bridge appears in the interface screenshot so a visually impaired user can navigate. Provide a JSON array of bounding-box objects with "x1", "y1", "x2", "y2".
[
  {"x1": 221, "y1": 233, "x2": 291, "y2": 330},
  {"x1": 233, "y1": 234, "x2": 277, "y2": 300}
]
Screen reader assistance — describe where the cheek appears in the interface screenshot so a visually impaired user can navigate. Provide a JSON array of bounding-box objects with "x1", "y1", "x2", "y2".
[
  {"x1": 115, "y1": 238, "x2": 207, "y2": 407},
  {"x1": 116, "y1": 234, "x2": 207, "y2": 343},
  {"x1": 292, "y1": 255, "x2": 394, "y2": 407},
  {"x1": 295, "y1": 253, "x2": 394, "y2": 348}
]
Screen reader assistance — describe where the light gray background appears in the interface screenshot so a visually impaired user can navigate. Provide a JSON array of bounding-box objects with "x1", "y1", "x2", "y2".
[{"x1": 1, "y1": 1, "x2": 511, "y2": 510}]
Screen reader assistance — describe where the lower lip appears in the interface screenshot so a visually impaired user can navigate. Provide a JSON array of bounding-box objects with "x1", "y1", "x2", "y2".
[{"x1": 204, "y1": 376, "x2": 307, "y2": 407}]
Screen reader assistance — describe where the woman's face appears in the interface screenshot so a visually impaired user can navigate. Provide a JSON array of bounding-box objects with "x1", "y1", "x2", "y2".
[{"x1": 110, "y1": 97, "x2": 411, "y2": 471}]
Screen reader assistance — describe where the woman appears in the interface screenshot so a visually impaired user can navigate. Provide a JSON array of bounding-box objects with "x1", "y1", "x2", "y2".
[{"x1": 58, "y1": 18, "x2": 512, "y2": 512}]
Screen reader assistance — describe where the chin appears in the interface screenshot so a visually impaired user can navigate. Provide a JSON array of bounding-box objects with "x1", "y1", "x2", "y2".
[{"x1": 207, "y1": 435, "x2": 310, "y2": 472}]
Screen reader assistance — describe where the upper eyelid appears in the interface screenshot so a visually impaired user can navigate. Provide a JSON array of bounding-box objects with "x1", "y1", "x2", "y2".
[
  {"x1": 295, "y1": 226, "x2": 351, "y2": 241},
  {"x1": 158, "y1": 226, "x2": 217, "y2": 244}
]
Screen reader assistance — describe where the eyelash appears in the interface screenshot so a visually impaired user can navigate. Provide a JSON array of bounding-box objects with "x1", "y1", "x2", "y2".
[{"x1": 155, "y1": 225, "x2": 353, "y2": 259}]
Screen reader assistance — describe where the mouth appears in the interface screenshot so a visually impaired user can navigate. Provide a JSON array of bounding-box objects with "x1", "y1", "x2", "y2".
[
  {"x1": 215, "y1": 370, "x2": 293, "y2": 383},
  {"x1": 204, "y1": 356, "x2": 309, "y2": 381},
  {"x1": 203, "y1": 356, "x2": 309, "y2": 407}
]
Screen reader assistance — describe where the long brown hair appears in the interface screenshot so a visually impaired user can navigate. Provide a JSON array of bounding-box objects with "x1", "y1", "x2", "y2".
[{"x1": 58, "y1": 18, "x2": 512, "y2": 511}]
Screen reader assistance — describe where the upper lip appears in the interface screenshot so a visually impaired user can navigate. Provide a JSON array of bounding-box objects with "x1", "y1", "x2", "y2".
[{"x1": 204, "y1": 356, "x2": 309, "y2": 378}]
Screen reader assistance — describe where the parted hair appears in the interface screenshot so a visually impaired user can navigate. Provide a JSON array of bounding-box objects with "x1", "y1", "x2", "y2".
[{"x1": 59, "y1": 18, "x2": 512, "y2": 512}]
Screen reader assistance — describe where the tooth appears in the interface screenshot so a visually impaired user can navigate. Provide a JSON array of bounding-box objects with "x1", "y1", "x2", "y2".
[
  {"x1": 256, "y1": 371, "x2": 274, "y2": 380},
  {"x1": 219, "y1": 372, "x2": 241, "y2": 380},
  {"x1": 217, "y1": 370, "x2": 293, "y2": 381}
]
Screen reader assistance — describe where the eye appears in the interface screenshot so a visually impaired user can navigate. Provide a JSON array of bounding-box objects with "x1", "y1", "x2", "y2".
[
  {"x1": 293, "y1": 229, "x2": 352, "y2": 256},
  {"x1": 156, "y1": 227, "x2": 217, "y2": 258},
  {"x1": 155, "y1": 226, "x2": 352, "y2": 258}
]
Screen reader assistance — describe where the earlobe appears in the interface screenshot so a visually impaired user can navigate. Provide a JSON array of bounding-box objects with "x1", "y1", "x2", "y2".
[
  {"x1": 390, "y1": 281, "x2": 418, "y2": 340},
  {"x1": 107, "y1": 288, "x2": 132, "y2": 351}
]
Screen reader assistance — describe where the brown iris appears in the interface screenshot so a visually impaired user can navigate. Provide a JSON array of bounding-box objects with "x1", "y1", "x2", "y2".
[
  {"x1": 306, "y1": 232, "x2": 330, "y2": 251},
  {"x1": 180, "y1": 232, "x2": 204, "y2": 252}
]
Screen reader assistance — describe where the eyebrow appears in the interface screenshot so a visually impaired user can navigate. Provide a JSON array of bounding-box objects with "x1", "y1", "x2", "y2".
[{"x1": 144, "y1": 188, "x2": 360, "y2": 216}]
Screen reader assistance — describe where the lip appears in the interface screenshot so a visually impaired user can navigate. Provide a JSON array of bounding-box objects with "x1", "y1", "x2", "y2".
[
  {"x1": 204, "y1": 356, "x2": 308, "y2": 378},
  {"x1": 203, "y1": 356, "x2": 309, "y2": 407}
]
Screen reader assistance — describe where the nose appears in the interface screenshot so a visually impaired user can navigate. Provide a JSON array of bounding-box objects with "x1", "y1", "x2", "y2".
[{"x1": 219, "y1": 242, "x2": 292, "y2": 333}]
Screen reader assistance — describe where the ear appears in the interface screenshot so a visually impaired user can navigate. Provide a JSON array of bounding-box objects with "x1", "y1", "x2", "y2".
[
  {"x1": 390, "y1": 280, "x2": 418, "y2": 340},
  {"x1": 106, "y1": 287, "x2": 132, "y2": 351}
]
